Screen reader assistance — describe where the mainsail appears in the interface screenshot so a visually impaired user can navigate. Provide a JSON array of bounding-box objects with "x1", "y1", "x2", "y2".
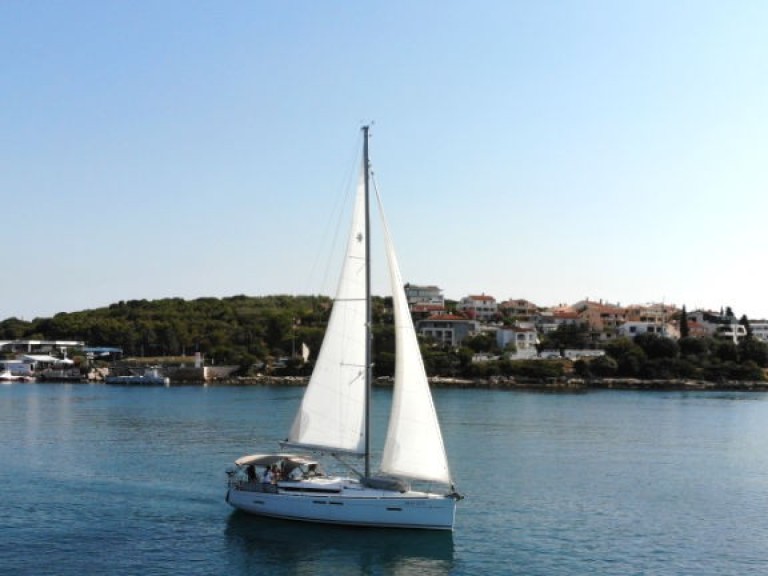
[
  {"x1": 376, "y1": 188, "x2": 453, "y2": 486},
  {"x1": 286, "y1": 165, "x2": 368, "y2": 454}
]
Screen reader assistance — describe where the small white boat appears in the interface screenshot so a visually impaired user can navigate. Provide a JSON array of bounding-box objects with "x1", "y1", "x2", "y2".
[
  {"x1": 0, "y1": 369, "x2": 26, "y2": 382},
  {"x1": 105, "y1": 368, "x2": 170, "y2": 386},
  {"x1": 226, "y1": 127, "x2": 461, "y2": 530}
]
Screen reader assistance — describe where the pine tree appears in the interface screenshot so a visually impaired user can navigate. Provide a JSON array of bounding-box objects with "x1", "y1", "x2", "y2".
[
  {"x1": 679, "y1": 305, "x2": 690, "y2": 338},
  {"x1": 739, "y1": 314, "x2": 752, "y2": 338}
]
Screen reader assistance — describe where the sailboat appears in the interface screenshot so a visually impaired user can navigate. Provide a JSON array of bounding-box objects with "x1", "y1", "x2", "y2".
[{"x1": 226, "y1": 126, "x2": 461, "y2": 530}]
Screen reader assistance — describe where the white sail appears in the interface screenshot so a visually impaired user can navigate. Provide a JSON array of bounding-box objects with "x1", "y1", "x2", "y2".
[
  {"x1": 286, "y1": 165, "x2": 368, "y2": 454},
  {"x1": 376, "y1": 189, "x2": 453, "y2": 485},
  {"x1": 228, "y1": 128, "x2": 459, "y2": 531}
]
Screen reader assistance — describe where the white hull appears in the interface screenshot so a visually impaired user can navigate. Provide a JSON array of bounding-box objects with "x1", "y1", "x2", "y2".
[
  {"x1": 105, "y1": 369, "x2": 169, "y2": 386},
  {"x1": 226, "y1": 477, "x2": 457, "y2": 530}
]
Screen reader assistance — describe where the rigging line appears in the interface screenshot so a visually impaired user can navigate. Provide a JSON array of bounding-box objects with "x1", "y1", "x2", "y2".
[
  {"x1": 303, "y1": 132, "x2": 365, "y2": 298},
  {"x1": 333, "y1": 454, "x2": 364, "y2": 479}
]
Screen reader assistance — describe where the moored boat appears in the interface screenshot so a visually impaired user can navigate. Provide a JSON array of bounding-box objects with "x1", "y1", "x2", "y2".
[
  {"x1": 0, "y1": 369, "x2": 34, "y2": 382},
  {"x1": 105, "y1": 368, "x2": 170, "y2": 386}
]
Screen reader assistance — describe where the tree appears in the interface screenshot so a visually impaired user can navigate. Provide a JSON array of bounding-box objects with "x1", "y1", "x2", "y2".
[
  {"x1": 714, "y1": 340, "x2": 738, "y2": 363},
  {"x1": 462, "y1": 332, "x2": 499, "y2": 354},
  {"x1": 541, "y1": 323, "x2": 590, "y2": 350},
  {"x1": 603, "y1": 337, "x2": 639, "y2": 360},
  {"x1": 634, "y1": 333, "x2": 679, "y2": 360},
  {"x1": 739, "y1": 314, "x2": 753, "y2": 338},
  {"x1": 602, "y1": 337, "x2": 646, "y2": 377},
  {"x1": 502, "y1": 341, "x2": 518, "y2": 355},
  {"x1": 590, "y1": 355, "x2": 618, "y2": 377},
  {"x1": 739, "y1": 338, "x2": 768, "y2": 367},
  {"x1": 679, "y1": 305, "x2": 690, "y2": 338}
]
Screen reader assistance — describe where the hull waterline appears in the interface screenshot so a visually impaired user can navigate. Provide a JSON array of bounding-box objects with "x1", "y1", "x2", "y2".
[{"x1": 226, "y1": 480, "x2": 457, "y2": 531}]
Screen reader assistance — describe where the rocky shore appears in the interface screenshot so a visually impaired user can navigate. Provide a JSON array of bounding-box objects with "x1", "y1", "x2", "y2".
[{"x1": 207, "y1": 374, "x2": 768, "y2": 391}]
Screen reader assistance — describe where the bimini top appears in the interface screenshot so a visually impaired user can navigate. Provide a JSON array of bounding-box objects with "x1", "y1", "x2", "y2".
[{"x1": 234, "y1": 453, "x2": 318, "y2": 468}]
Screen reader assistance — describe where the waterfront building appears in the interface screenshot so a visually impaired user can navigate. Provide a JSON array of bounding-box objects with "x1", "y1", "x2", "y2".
[{"x1": 0, "y1": 339, "x2": 85, "y2": 355}]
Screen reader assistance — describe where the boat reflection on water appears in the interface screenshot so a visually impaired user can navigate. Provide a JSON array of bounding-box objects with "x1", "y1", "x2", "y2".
[{"x1": 224, "y1": 511, "x2": 455, "y2": 575}]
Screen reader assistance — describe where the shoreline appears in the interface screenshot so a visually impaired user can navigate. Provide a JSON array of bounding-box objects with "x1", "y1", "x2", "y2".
[{"x1": 205, "y1": 374, "x2": 768, "y2": 392}]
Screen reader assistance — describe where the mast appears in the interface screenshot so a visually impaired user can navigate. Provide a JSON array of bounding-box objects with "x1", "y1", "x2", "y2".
[{"x1": 363, "y1": 124, "x2": 372, "y2": 479}]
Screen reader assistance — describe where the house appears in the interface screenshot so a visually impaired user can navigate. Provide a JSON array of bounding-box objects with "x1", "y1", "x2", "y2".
[
  {"x1": 410, "y1": 304, "x2": 447, "y2": 320},
  {"x1": 404, "y1": 284, "x2": 444, "y2": 308},
  {"x1": 713, "y1": 323, "x2": 748, "y2": 344},
  {"x1": 499, "y1": 298, "x2": 540, "y2": 321},
  {"x1": 750, "y1": 321, "x2": 768, "y2": 343},
  {"x1": 404, "y1": 284, "x2": 446, "y2": 319},
  {"x1": 572, "y1": 299, "x2": 627, "y2": 337},
  {"x1": 535, "y1": 308, "x2": 582, "y2": 334},
  {"x1": 618, "y1": 321, "x2": 680, "y2": 340},
  {"x1": 496, "y1": 323, "x2": 539, "y2": 359},
  {"x1": 457, "y1": 294, "x2": 498, "y2": 321},
  {"x1": 0, "y1": 339, "x2": 85, "y2": 355},
  {"x1": 417, "y1": 315, "x2": 478, "y2": 347},
  {"x1": 685, "y1": 309, "x2": 747, "y2": 343},
  {"x1": 624, "y1": 303, "x2": 678, "y2": 324},
  {"x1": 686, "y1": 309, "x2": 726, "y2": 326},
  {"x1": 684, "y1": 320, "x2": 711, "y2": 338}
]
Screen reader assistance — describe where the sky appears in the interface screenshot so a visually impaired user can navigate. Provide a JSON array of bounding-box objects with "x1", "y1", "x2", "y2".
[{"x1": 2, "y1": 1, "x2": 768, "y2": 321}]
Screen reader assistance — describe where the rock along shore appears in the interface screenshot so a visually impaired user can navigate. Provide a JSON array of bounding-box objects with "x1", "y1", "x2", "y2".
[{"x1": 206, "y1": 374, "x2": 768, "y2": 391}]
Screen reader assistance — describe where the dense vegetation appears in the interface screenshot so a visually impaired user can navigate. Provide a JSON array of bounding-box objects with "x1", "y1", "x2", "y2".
[
  {"x1": 576, "y1": 332, "x2": 768, "y2": 382},
  {"x1": 2, "y1": 296, "x2": 766, "y2": 381},
  {"x1": 1, "y1": 296, "x2": 336, "y2": 372}
]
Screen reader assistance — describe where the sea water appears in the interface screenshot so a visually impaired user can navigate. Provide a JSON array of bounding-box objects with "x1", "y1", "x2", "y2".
[{"x1": 1, "y1": 383, "x2": 767, "y2": 575}]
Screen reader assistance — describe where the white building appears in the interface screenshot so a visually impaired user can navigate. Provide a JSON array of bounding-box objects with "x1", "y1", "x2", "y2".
[
  {"x1": 714, "y1": 323, "x2": 748, "y2": 344},
  {"x1": 750, "y1": 321, "x2": 768, "y2": 343},
  {"x1": 404, "y1": 284, "x2": 444, "y2": 308},
  {"x1": 685, "y1": 310, "x2": 748, "y2": 343},
  {"x1": 496, "y1": 323, "x2": 539, "y2": 353},
  {"x1": 618, "y1": 321, "x2": 680, "y2": 340}
]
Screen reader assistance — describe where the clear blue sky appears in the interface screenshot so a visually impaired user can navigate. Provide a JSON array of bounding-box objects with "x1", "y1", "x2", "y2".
[{"x1": 2, "y1": 1, "x2": 767, "y2": 321}]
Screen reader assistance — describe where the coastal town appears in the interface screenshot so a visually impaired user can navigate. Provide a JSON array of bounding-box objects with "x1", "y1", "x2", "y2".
[
  {"x1": 2, "y1": 284, "x2": 767, "y2": 386},
  {"x1": 406, "y1": 285, "x2": 768, "y2": 353}
]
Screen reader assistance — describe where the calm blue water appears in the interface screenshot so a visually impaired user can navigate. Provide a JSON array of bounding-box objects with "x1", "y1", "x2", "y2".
[{"x1": 2, "y1": 383, "x2": 768, "y2": 575}]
